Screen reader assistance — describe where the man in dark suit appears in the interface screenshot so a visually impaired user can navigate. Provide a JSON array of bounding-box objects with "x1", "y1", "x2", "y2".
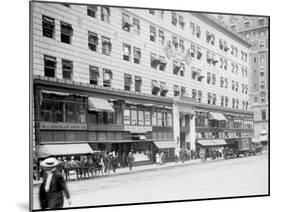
[{"x1": 39, "y1": 157, "x2": 71, "y2": 209}]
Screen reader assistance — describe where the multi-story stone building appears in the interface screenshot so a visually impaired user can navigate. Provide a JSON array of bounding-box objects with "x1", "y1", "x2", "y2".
[
  {"x1": 226, "y1": 16, "x2": 269, "y2": 149},
  {"x1": 31, "y1": 2, "x2": 254, "y2": 164}
]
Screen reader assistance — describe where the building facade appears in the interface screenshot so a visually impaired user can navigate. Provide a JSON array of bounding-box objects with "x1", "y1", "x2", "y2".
[
  {"x1": 227, "y1": 16, "x2": 269, "y2": 148},
  {"x1": 31, "y1": 2, "x2": 254, "y2": 163}
]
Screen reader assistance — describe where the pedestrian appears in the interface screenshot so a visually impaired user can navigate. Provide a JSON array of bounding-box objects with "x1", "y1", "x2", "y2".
[
  {"x1": 127, "y1": 151, "x2": 135, "y2": 170},
  {"x1": 111, "y1": 153, "x2": 118, "y2": 173},
  {"x1": 62, "y1": 157, "x2": 70, "y2": 181},
  {"x1": 156, "y1": 152, "x2": 160, "y2": 165},
  {"x1": 160, "y1": 152, "x2": 165, "y2": 165},
  {"x1": 39, "y1": 157, "x2": 71, "y2": 209}
]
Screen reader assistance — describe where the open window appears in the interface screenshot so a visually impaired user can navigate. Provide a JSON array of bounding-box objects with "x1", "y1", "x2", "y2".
[
  {"x1": 62, "y1": 59, "x2": 73, "y2": 80},
  {"x1": 212, "y1": 53, "x2": 218, "y2": 65},
  {"x1": 181, "y1": 87, "x2": 186, "y2": 97},
  {"x1": 171, "y1": 12, "x2": 177, "y2": 26},
  {"x1": 173, "y1": 61, "x2": 180, "y2": 75},
  {"x1": 151, "y1": 53, "x2": 160, "y2": 68},
  {"x1": 89, "y1": 65, "x2": 99, "y2": 85},
  {"x1": 123, "y1": 43, "x2": 131, "y2": 61},
  {"x1": 197, "y1": 69, "x2": 204, "y2": 81},
  {"x1": 159, "y1": 56, "x2": 167, "y2": 71},
  {"x1": 179, "y1": 39, "x2": 185, "y2": 52},
  {"x1": 160, "y1": 82, "x2": 168, "y2": 96},
  {"x1": 44, "y1": 55, "x2": 56, "y2": 78},
  {"x1": 191, "y1": 67, "x2": 197, "y2": 80},
  {"x1": 101, "y1": 6, "x2": 110, "y2": 23},
  {"x1": 172, "y1": 36, "x2": 178, "y2": 50},
  {"x1": 103, "y1": 69, "x2": 112, "y2": 87},
  {"x1": 174, "y1": 85, "x2": 180, "y2": 96},
  {"x1": 133, "y1": 47, "x2": 141, "y2": 64},
  {"x1": 152, "y1": 80, "x2": 160, "y2": 95},
  {"x1": 223, "y1": 41, "x2": 229, "y2": 52},
  {"x1": 197, "y1": 47, "x2": 202, "y2": 60},
  {"x1": 196, "y1": 25, "x2": 201, "y2": 38},
  {"x1": 42, "y1": 15, "x2": 55, "y2": 38},
  {"x1": 88, "y1": 31, "x2": 98, "y2": 51},
  {"x1": 102, "y1": 36, "x2": 112, "y2": 55},
  {"x1": 132, "y1": 18, "x2": 140, "y2": 35},
  {"x1": 150, "y1": 26, "x2": 156, "y2": 42},
  {"x1": 179, "y1": 15, "x2": 185, "y2": 29},
  {"x1": 190, "y1": 44, "x2": 195, "y2": 58},
  {"x1": 87, "y1": 5, "x2": 97, "y2": 18},
  {"x1": 179, "y1": 63, "x2": 185, "y2": 76},
  {"x1": 158, "y1": 30, "x2": 165, "y2": 45},
  {"x1": 122, "y1": 13, "x2": 131, "y2": 31}
]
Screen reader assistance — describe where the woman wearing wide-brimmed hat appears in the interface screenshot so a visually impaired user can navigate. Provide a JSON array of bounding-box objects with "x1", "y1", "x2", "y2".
[{"x1": 39, "y1": 157, "x2": 71, "y2": 209}]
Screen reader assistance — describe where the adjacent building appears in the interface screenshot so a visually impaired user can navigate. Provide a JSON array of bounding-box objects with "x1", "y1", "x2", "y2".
[{"x1": 31, "y1": 2, "x2": 254, "y2": 164}]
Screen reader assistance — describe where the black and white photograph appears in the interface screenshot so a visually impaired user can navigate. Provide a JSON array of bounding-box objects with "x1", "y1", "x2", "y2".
[{"x1": 29, "y1": 1, "x2": 269, "y2": 211}]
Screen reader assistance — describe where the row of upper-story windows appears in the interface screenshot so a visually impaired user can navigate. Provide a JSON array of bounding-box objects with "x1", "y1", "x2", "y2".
[{"x1": 87, "y1": 5, "x2": 111, "y2": 23}]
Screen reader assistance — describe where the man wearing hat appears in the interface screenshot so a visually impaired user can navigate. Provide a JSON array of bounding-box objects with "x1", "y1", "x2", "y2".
[{"x1": 39, "y1": 157, "x2": 71, "y2": 209}]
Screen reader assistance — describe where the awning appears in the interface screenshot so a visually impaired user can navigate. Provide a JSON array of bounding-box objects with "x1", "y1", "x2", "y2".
[
  {"x1": 41, "y1": 90, "x2": 69, "y2": 96},
  {"x1": 260, "y1": 135, "x2": 268, "y2": 142},
  {"x1": 197, "y1": 140, "x2": 215, "y2": 146},
  {"x1": 212, "y1": 139, "x2": 227, "y2": 145},
  {"x1": 154, "y1": 141, "x2": 176, "y2": 149},
  {"x1": 260, "y1": 129, "x2": 268, "y2": 135},
  {"x1": 88, "y1": 97, "x2": 114, "y2": 112},
  {"x1": 38, "y1": 143, "x2": 95, "y2": 158},
  {"x1": 209, "y1": 112, "x2": 227, "y2": 121}
]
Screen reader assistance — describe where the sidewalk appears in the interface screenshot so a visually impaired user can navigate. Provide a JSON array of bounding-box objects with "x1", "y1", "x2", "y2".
[{"x1": 33, "y1": 158, "x2": 205, "y2": 186}]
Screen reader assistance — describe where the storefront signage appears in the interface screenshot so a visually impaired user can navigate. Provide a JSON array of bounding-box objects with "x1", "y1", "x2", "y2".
[
  {"x1": 40, "y1": 122, "x2": 87, "y2": 130},
  {"x1": 124, "y1": 125, "x2": 152, "y2": 133},
  {"x1": 165, "y1": 41, "x2": 191, "y2": 65},
  {"x1": 88, "y1": 124, "x2": 124, "y2": 131}
]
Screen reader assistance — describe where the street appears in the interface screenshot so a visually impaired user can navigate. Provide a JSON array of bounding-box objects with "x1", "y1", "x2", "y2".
[{"x1": 32, "y1": 153, "x2": 268, "y2": 210}]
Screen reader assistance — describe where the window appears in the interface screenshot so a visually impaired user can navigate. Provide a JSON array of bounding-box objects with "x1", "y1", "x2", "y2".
[
  {"x1": 219, "y1": 39, "x2": 224, "y2": 50},
  {"x1": 174, "y1": 85, "x2": 180, "y2": 96},
  {"x1": 224, "y1": 59, "x2": 228, "y2": 70},
  {"x1": 198, "y1": 90, "x2": 202, "y2": 103},
  {"x1": 260, "y1": 81, "x2": 265, "y2": 90},
  {"x1": 124, "y1": 74, "x2": 132, "y2": 91},
  {"x1": 44, "y1": 55, "x2": 56, "y2": 78},
  {"x1": 60, "y1": 22, "x2": 73, "y2": 44},
  {"x1": 190, "y1": 22, "x2": 195, "y2": 35},
  {"x1": 261, "y1": 110, "x2": 266, "y2": 120},
  {"x1": 159, "y1": 56, "x2": 167, "y2": 71},
  {"x1": 122, "y1": 13, "x2": 131, "y2": 32},
  {"x1": 197, "y1": 47, "x2": 202, "y2": 60},
  {"x1": 144, "y1": 111, "x2": 151, "y2": 126},
  {"x1": 41, "y1": 101, "x2": 53, "y2": 122},
  {"x1": 65, "y1": 103, "x2": 76, "y2": 123},
  {"x1": 220, "y1": 77, "x2": 224, "y2": 88},
  {"x1": 231, "y1": 45, "x2": 234, "y2": 55},
  {"x1": 160, "y1": 82, "x2": 168, "y2": 96},
  {"x1": 42, "y1": 15, "x2": 55, "y2": 38},
  {"x1": 180, "y1": 63, "x2": 185, "y2": 76},
  {"x1": 159, "y1": 10, "x2": 164, "y2": 19},
  {"x1": 212, "y1": 94, "x2": 216, "y2": 105},
  {"x1": 181, "y1": 87, "x2": 186, "y2": 96},
  {"x1": 220, "y1": 58, "x2": 224, "y2": 69},
  {"x1": 132, "y1": 18, "x2": 140, "y2": 35},
  {"x1": 191, "y1": 67, "x2": 197, "y2": 79},
  {"x1": 244, "y1": 21, "x2": 249, "y2": 28},
  {"x1": 135, "y1": 76, "x2": 142, "y2": 92},
  {"x1": 138, "y1": 111, "x2": 144, "y2": 125},
  {"x1": 101, "y1": 6, "x2": 110, "y2": 23},
  {"x1": 225, "y1": 78, "x2": 228, "y2": 89},
  {"x1": 133, "y1": 47, "x2": 141, "y2": 64},
  {"x1": 89, "y1": 65, "x2": 99, "y2": 85},
  {"x1": 179, "y1": 15, "x2": 185, "y2": 29},
  {"x1": 221, "y1": 96, "x2": 224, "y2": 106},
  {"x1": 232, "y1": 98, "x2": 235, "y2": 108},
  {"x1": 207, "y1": 93, "x2": 212, "y2": 104},
  {"x1": 261, "y1": 95, "x2": 266, "y2": 103},
  {"x1": 123, "y1": 43, "x2": 131, "y2": 61},
  {"x1": 236, "y1": 99, "x2": 239, "y2": 109},
  {"x1": 151, "y1": 53, "x2": 159, "y2": 69},
  {"x1": 234, "y1": 47, "x2": 238, "y2": 57},
  {"x1": 54, "y1": 102, "x2": 63, "y2": 122},
  {"x1": 225, "y1": 97, "x2": 229, "y2": 107},
  {"x1": 260, "y1": 55, "x2": 265, "y2": 63},
  {"x1": 192, "y1": 89, "x2": 197, "y2": 100},
  {"x1": 190, "y1": 44, "x2": 195, "y2": 58},
  {"x1": 103, "y1": 69, "x2": 112, "y2": 87},
  {"x1": 88, "y1": 31, "x2": 98, "y2": 51},
  {"x1": 212, "y1": 74, "x2": 216, "y2": 85},
  {"x1": 152, "y1": 80, "x2": 160, "y2": 95},
  {"x1": 158, "y1": 30, "x2": 165, "y2": 45},
  {"x1": 207, "y1": 72, "x2": 211, "y2": 84},
  {"x1": 172, "y1": 36, "x2": 178, "y2": 50},
  {"x1": 196, "y1": 25, "x2": 201, "y2": 38},
  {"x1": 150, "y1": 26, "x2": 156, "y2": 42},
  {"x1": 260, "y1": 69, "x2": 265, "y2": 77},
  {"x1": 87, "y1": 5, "x2": 97, "y2": 18},
  {"x1": 179, "y1": 39, "x2": 185, "y2": 52},
  {"x1": 62, "y1": 59, "x2": 73, "y2": 80},
  {"x1": 223, "y1": 41, "x2": 229, "y2": 52},
  {"x1": 131, "y1": 110, "x2": 137, "y2": 125},
  {"x1": 124, "y1": 109, "x2": 131, "y2": 125},
  {"x1": 172, "y1": 12, "x2": 177, "y2": 26},
  {"x1": 152, "y1": 112, "x2": 157, "y2": 126},
  {"x1": 258, "y1": 18, "x2": 265, "y2": 26},
  {"x1": 102, "y1": 36, "x2": 112, "y2": 55},
  {"x1": 259, "y1": 41, "x2": 265, "y2": 49},
  {"x1": 157, "y1": 112, "x2": 163, "y2": 126},
  {"x1": 149, "y1": 9, "x2": 155, "y2": 15}
]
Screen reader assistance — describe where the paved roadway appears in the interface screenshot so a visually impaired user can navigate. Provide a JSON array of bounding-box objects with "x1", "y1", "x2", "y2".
[{"x1": 32, "y1": 153, "x2": 268, "y2": 210}]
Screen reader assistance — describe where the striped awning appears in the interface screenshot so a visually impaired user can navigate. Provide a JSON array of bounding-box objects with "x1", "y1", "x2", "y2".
[
  {"x1": 154, "y1": 141, "x2": 177, "y2": 149},
  {"x1": 209, "y1": 112, "x2": 227, "y2": 121},
  {"x1": 88, "y1": 97, "x2": 114, "y2": 112}
]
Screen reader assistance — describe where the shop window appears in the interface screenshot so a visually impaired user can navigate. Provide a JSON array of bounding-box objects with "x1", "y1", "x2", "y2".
[
  {"x1": 144, "y1": 111, "x2": 151, "y2": 125},
  {"x1": 53, "y1": 102, "x2": 63, "y2": 122},
  {"x1": 60, "y1": 21, "x2": 73, "y2": 44},
  {"x1": 42, "y1": 15, "x2": 55, "y2": 38},
  {"x1": 207, "y1": 72, "x2": 211, "y2": 84},
  {"x1": 77, "y1": 104, "x2": 86, "y2": 123},
  {"x1": 167, "y1": 113, "x2": 172, "y2": 127},
  {"x1": 89, "y1": 65, "x2": 99, "y2": 85},
  {"x1": 124, "y1": 74, "x2": 132, "y2": 91},
  {"x1": 174, "y1": 85, "x2": 180, "y2": 96},
  {"x1": 123, "y1": 43, "x2": 131, "y2": 61},
  {"x1": 152, "y1": 112, "x2": 157, "y2": 126},
  {"x1": 87, "y1": 5, "x2": 97, "y2": 18},
  {"x1": 41, "y1": 101, "x2": 53, "y2": 122},
  {"x1": 190, "y1": 22, "x2": 195, "y2": 35},
  {"x1": 157, "y1": 112, "x2": 163, "y2": 127},
  {"x1": 198, "y1": 90, "x2": 202, "y2": 103},
  {"x1": 179, "y1": 15, "x2": 185, "y2": 29},
  {"x1": 88, "y1": 31, "x2": 98, "y2": 51},
  {"x1": 44, "y1": 55, "x2": 56, "y2": 78},
  {"x1": 171, "y1": 12, "x2": 177, "y2": 26},
  {"x1": 103, "y1": 69, "x2": 112, "y2": 87},
  {"x1": 124, "y1": 109, "x2": 131, "y2": 125},
  {"x1": 133, "y1": 47, "x2": 141, "y2": 64},
  {"x1": 62, "y1": 59, "x2": 73, "y2": 80},
  {"x1": 132, "y1": 18, "x2": 140, "y2": 35},
  {"x1": 138, "y1": 111, "x2": 144, "y2": 125},
  {"x1": 150, "y1": 26, "x2": 156, "y2": 42},
  {"x1": 101, "y1": 36, "x2": 112, "y2": 55},
  {"x1": 196, "y1": 25, "x2": 201, "y2": 38},
  {"x1": 65, "y1": 103, "x2": 76, "y2": 123},
  {"x1": 122, "y1": 13, "x2": 131, "y2": 32},
  {"x1": 192, "y1": 89, "x2": 197, "y2": 100},
  {"x1": 135, "y1": 76, "x2": 142, "y2": 92},
  {"x1": 158, "y1": 30, "x2": 165, "y2": 45},
  {"x1": 131, "y1": 110, "x2": 138, "y2": 125},
  {"x1": 101, "y1": 6, "x2": 110, "y2": 23}
]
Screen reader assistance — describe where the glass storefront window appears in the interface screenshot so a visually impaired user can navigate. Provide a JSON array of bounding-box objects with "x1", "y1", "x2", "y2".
[
  {"x1": 152, "y1": 112, "x2": 157, "y2": 126},
  {"x1": 115, "y1": 108, "x2": 122, "y2": 124},
  {"x1": 53, "y1": 102, "x2": 63, "y2": 122},
  {"x1": 131, "y1": 110, "x2": 138, "y2": 125},
  {"x1": 89, "y1": 111, "x2": 98, "y2": 124},
  {"x1": 77, "y1": 104, "x2": 86, "y2": 123},
  {"x1": 167, "y1": 113, "x2": 172, "y2": 126},
  {"x1": 41, "y1": 101, "x2": 53, "y2": 122},
  {"x1": 138, "y1": 110, "x2": 144, "y2": 125},
  {"x1": 97, "y1": 112, "x2": 104, "y2": 124},
  {"x1": 124, "y1": 109, "x2": 131, "y2": 125},
  {"x1": 157, "y1": 112, "x2": 162, "y2": 126},
  {"x1": 144, "y1": 111, "x2": 151, "y2": 125},
  {"x1": 65, "y1": 103, "x2": 76, "y2": 123}
]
